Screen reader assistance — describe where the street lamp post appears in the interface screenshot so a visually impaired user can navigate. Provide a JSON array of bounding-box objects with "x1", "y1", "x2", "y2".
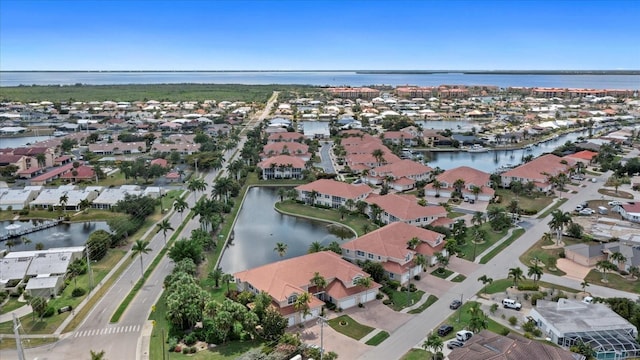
[{"x1": 318, "y1": 315, "x2": 328, "y2": 360}]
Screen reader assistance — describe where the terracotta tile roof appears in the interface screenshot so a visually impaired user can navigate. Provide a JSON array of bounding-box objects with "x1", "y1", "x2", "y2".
[
  {"x1": 165, "y1": 172, "x2": 180, "y2": 179},
  {"x1": 622, "y1": 203, "x2": 640, "y2": 213},
  {"x1": 501, "y1": 154, "x2": 574, "y2": 182},
  {"x1": 564, "y1": 150, "x2": 597, "y2": 161},
  {"x1": 0, "y1": 154, "x2": 24, "y2": 164},
  {"x1": 432, "y1": 166, "x2": 491, "y2": 188},
  {"x1": 382, "y1": 131, "x2": 415, "y2": 140},
  {"x1": 267, "y1": 132, "x2": 305, "y2": 142},
  {"x1": 262, "y1": 142, "x2": 309, "y2": 156},
  {"x1": 60, "y1": 165, "x2": 95, "y2": 179},
  {"x1": 365, "y1": 194, "x2": 447, "y2": 221},
  {"x1": 371, "y1": 159, "x2": 432, "y2": 179},
  {"x1": 347, "y1": 152, "x2": 402, "y2": 166},
  {"x1": 30, "y1": 163, "x2": 75, "y2": 182},
  {"x1": 341, "y1": 222, "x2": 445, "y2": 260},
  {"x1": 430, "y1": 217, "x2": 455, "y2": 228},
  {"x1": 234, "y1": 251, "x2": 378, "y2": 303},
  {"x1": 12, "y1": 147, "x2": 50, "y2": 156},
  {"x1": 150, "y1": 158, "x2": 169, "y2": 167},
  {"x1": 295, "y1": 179, "x2": 372, "y2": 199},
  {"x1": 17, "y1": 167, "x2": 41, "y2": 175},
  {"x1": 257, "y1": 155, "x2": 306, "y2": 168}
]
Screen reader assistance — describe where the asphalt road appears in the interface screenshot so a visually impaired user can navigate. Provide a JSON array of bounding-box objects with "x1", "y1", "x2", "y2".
[
  {"x1": 318, "y1": 141, "x2": 336, "y2": 174},
  {"x1": 359, "y1": 165, "x2": 639, "y2": 360},
  {"x1": 1, "y1": 92, "x2": 279, "y2": 360}
]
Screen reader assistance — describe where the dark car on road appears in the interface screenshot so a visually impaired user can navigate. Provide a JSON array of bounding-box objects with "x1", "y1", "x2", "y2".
[
  {"x1": 437, "y1": 324, "x2": 454, "y2": 337},
  {"x1": 447, "y1": 340, "x2": 465, "y2": 349},
  {"x1": 450, "y1": 299, "x2": 462, "y2": 309}
]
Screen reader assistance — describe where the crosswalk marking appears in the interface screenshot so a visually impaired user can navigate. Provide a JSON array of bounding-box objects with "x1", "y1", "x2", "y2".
[{"x1": 73, "y1": 324, "x2": 141, "y2": 338}]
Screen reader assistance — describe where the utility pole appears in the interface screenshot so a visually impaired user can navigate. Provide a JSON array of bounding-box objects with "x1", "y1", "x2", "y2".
[
  {"x1": 318, "y1": 315, "x2": 328, "y2": 360},
  {"x1": 13, "y1": 313, "x2": 26, "y2": 360}
]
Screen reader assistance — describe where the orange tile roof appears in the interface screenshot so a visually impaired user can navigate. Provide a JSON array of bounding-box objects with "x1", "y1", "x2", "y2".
[
  {"x1": 564, "y1": 150, "x2": 597, "y2": 161},
  {"x1": 295, "y1": 179, "x2": 372, "y2": 200},
  {"x1": 257, "y1": 155, "x2": 306, "y2": 168},
  {"x1": 365, "y1": 194, "x2": 447, "y2": 221},
  {"x1": 371, "y1": 159, "x2": 432, "y2": 179},
  {"x1": 262, "y1": 142, "x2": 309, "y2": 156},
  {"x1": 60, "y1": 165, "x2": 95, "y2": 180},
  {"x1": 234, "y1": 251, "x2": 378, "y2": 303},
  {"x1": 341, "y1": 222, "x2": 445, "y2": 260},
  {"x1": 433, "y1": 166, "x2": 491, "y2": 188},
  {"x1": 267, "y1": 132, "x2": 305, "y2": 142},
  {"x1": 502, "y1": 154, "x2": 575, "y2": 181}
]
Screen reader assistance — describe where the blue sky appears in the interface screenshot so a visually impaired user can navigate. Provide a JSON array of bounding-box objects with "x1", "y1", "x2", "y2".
[{"x1": 1, "y1": 0, "x2": 639, "y2": 70}]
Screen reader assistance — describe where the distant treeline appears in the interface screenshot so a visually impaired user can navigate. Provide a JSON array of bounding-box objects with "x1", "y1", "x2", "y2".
[
  {"x1": 0, "y1": 83, "x2": 316, "y2": 103},
  {"x1": 356, "y1": 70, "x2": 640, "y2": 75}
]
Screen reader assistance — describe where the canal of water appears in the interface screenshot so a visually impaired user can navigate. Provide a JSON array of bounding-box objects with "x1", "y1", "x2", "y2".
[{"x1": 0, "y1": 220, "x2": 109, "y2": 251}]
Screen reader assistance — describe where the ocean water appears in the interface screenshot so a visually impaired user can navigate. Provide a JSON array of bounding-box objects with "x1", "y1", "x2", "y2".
[{"x1": 1, "y1": 71, "x2": 639, "y2": 89}]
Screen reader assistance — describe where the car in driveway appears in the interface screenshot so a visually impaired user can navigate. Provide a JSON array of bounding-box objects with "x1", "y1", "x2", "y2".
[
  {"x1": 447, "y1": 340, "x2": 465, "y2": 349},
  {"x1": 579, "y1": 208, "x2": 595, "y2": 215},
  {"x1": 449, "y1": 299, "x2": 462, "y2": 310},
  {"x1": 437, "y1": 324, "x2": 454, "y2": 336},
  {"x1": 608, "y1": 200, "x2": 623, "y2": 206}
]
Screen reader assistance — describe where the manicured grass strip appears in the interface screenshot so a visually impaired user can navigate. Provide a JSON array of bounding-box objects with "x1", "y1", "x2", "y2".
[
  {"x1": 438, "y1": 301, "x2": 510, "y2": 341},
  {"x1": 537, "y1": 198, "x2": 568, "y2": 218},
  {"x1": 0, "y1": 337, "x2": 59, "y2": 350},
  {"x1": 585, "y1": 269, "x2": 640, "y2": 294},
  {"x1": 430, "y1": 268, "x2": 453, "y2": 279},
  {"x1": 479, "y1": 228, "x2": 525, "y2": 264},
  {"x1": 408, "y1": 295, "x2": 438, "y2": 314},
  {"x1": 365, "y1": 331, "x2": 390, "y2": 346},
  {"x1": 0, "y1": 298, "x2": 27, "y2": 314},
  {"x1": 110, "y1": 212, "x2": 194, "y2": 323},
  {"x1": 451, "y1": 274, "x2": 467, "y2": 282},
  {"x1": 386, "y1": 289, "x2": 425, "y2": 311},
  {"x1": 447, "y1": 211, "x2": 465, "y2": 219},
  {"x1": 327, "y1": 315, "x2": 374, "y2": 341},
  {"x1": 482, "y1": 279, "x2": 579, "y2": 295},
  {"x1": 401, "y1": 349, "x2": 433, "y2": 360}
]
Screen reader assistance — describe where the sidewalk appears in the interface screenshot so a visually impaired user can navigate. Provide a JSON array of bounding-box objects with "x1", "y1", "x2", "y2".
[{"x1": 0, "y1": 304, "x2": 32, "y2": 324}]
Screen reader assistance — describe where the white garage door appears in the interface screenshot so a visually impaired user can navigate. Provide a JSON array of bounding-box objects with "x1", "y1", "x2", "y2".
[
  {"x1": 287, "y1": 315, "x2": 296, "y2": 327},
  {"x1": 363, "y1": 291, "x2": 377, "y2": 303},
  {"x1": 340, "y1": 297, "x2": 356, "y2": 309}
]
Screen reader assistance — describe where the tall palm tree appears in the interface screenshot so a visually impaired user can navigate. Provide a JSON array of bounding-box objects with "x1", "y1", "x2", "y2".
[
  {"x1": 477, "y1": 274, "x2": 493, "y2": 294},
  {"x1": 308, "y1": 241, "x2": 323, "y2": 253},
  {"x1": 609, "y1": 251, "x2": 627, "y2": 270},
  {"x1": 596, "y1": 260, "x2": 616, "y2": 282},
  {"x1": 221, "y1": 273, "x2": 234, "y2": 295},
  {"x1": 209, "y1": 267, "x2": 223, "y2": 288},
  {"x1": 471, "y1": 211, "x2": 485, "y2": 227},
  {"x1": 508, "y1": 266, "x2": 524, "y2": 288},
  {"x1": 527, "y1": 262, "x2": 543, "y2": 284},
  {"x1": 422, "y1": 332, "x2": 444, "y2": 360},
  {"x1": 173, "y1": 197, "x2": 189, "y2": 221},
  {"x1": 90, "y1": 350, "x2": 106, "y2": 360},
  {"x1": 59, "y1": 194, "x2": 69, "y2": 214},
  {"x1": 432, "y1": 179, "x2": 443, "y2": 197},
  {"x1": 548, "y1": 210, "x2": 572, "y2": 245},
  {"x1": 580, "y1": 280, "x2": 590, "y2": 293},
  {"x1": 131, "y1": 239, "x2": 152, "y2": 276},
  {"x1": 345, "y1": 199, "x2": 355, "y2": 212},
  {"x1": 310, "y1": 272, "x2": 327, "y2": 294},
  {"x1": 308, "y1": 190, "x2": 319, "y2": 206},
  {"x1": 294, "y1": 291, "x2": 312, "y2": 324},
  {"x1": 470, "y1": 185, "x2": 482, "y2": 201},
  {"x1": 156, "y1": 219, "x2": 174, "y2": 246},
  {"x1": 277, "y1": 188, "x2": 287, "y2": 202},
  {"x1": 274, "y1": 242, "x2": 288, "y2": 257},
  {"x1": 406, "y1": 236, "x2": 421, "y2": 250},
  {"x1": 187, "y1": 178, "x2": 207, "y2": 200},
  {"x1": 371, "y1": 148, "x2": 385, "y2": 165},
  {"x1": 20, "y1": 236, "x2": 32, "y2": 250},
  {"x1": 453, "y1": 179, "x2": 466, "y2": 196},
  {"x1": 354, "y1": 276, "x2": 373, "y2": 304},
  {"x1": 414, "y1": 253, "x2": 429, "y2": 272},
  {"x1": 435, "y1": 252, "x2": 449, "y2": 274}
]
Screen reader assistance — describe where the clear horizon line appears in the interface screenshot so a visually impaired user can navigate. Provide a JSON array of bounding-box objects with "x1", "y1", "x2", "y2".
[{"x1": 1, "y1": 69, "x2": 639, "y2": 73}]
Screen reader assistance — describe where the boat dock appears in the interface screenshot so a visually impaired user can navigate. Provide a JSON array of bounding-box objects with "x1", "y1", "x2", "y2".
[{"x1": 0, "y1": 219, "x2": 63, "y2": 241}]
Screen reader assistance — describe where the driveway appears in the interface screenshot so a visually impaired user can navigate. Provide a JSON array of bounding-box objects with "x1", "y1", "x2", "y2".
[
  {"x1": 556, "y1": 258, "x2": 591, "y2": 280},
  {"x1": 319, "y1": 141, "x2": 336, "y2": 174}
]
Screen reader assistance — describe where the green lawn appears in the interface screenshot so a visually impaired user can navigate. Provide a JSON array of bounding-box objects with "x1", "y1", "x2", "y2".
[
  {"x1": 386, "y1": 289, "x2": 426, "y2": 311},
  {"x1": 482, "y1": 278, "x2": 579, "y2": 295},
  {"x1": 451, "y1": 274, "x2": 467, "y2": 283},
  {"x1": 0, "y1": 297, "x2": 27, "y2": 314},
  {"x1": 459, "y1": 223, "x2": 508, "y2": 261},
  {"x1": 431, "y1": 268, "x2": 454, "y2": 279},
  {"x1": 495, "y1": 189, "x2": 554, "y2": 213},
  {"x1": 401, "y1": 349, "x2": 433, "y2": 360},
  {"x1": 408, "y1": 295, "x2": 438, "y2": 314},
  {"x1": 447, "y1": 211, "x2": 465, "y2": 219},
  {"x1": 480, "y1": 228, "x2": 525, "y2": 264},
  {"x1": 327, "y1": 315, "x2": 374, "y2": 341},
  {"x1": 275, "y1": 200, "x2": 378, "y2": 237},
  {"x1": 439, "y1": 301, "x2": 510, "y2": 341},
  {"x1": 365, "y1": 331, "x2": 390, "y2": 345},
  {"x1": 0, "y1": 337, "x2": 59, "y2": 350},
  {"x1": 519, "y1": 235, "x2": 568, "y2": 276},
  {"x1": 537, "y1": 198, "x2": 568, "y2": 219},
  {"x1": 585, "y1": 270, "x2": 640, "y2": 294}
]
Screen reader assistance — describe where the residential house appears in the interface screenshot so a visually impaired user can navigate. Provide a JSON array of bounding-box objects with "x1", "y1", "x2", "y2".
[
  {"x1": 425, "y1": 166, "x2": 494, "y2": 201},
  {"x1": 268, "y1": 132, "x2": 305, "y2": 143},
  {"x1": 564, "y1": 243, "x2": 607, "y2": 267},
  {"x1": 151, "y1": 142, "x2": 200, "y2": 155},
  {"x1": 341, "y1": 222, "x2": 446, "y2": 284},
  {"x1": 381, "y1": 131, "x2": 417, "y2": 147},
  {"x1": 29, "y1": 163, "x2": 76, "y2": 186},
  {"x1": 529, "y1": 299, "x2": 640, "y2": 360},
  {"x1": 150, "y1": 158, "x2": 170, "y2": 168},
  {"x1": 500, "y1": 154, "x2": 576, "y2": 192},
  {"x1": 364, "y1": 193, "x2": 447, "y2": 227},
  {"x1": 88, "y1": 141, "x2": 147, "y2": 155},
  {"x1": 448, "y1": 329, "x2": 585, "y2": 360},
  {"x1": 234, "y1": 251, "x2": 381, "y2": 326},
  {"x1": 564, "y1": 150, "x2": 598, "y2": 166},
  {"x1": 257, "y1": 155, "x2": 305, "y2": 180},
  {"x1": 60, "y1": 165, "x2": 96, "y2": 183},
  {"x1": 0, "y1": 186, "x2": 42, "y2": 210},
  {"x1": 261, "y1": 142, "x2": 311, "y2": 161},
  {"x1": 295, "y1": 179, "x2": 372, "y2": 208},
  {"x1": 92, "y1": 185, "x2": 142, "y2": 209},
  {"x1": 365, "y1": 159, "x2": 432, "y2": 191},
  {"x1": 30, "y1": 186, "x2": 101, "y2": 210},
  {"x1": 616, "y1": 203, "x2": 640, "y2": 223}
]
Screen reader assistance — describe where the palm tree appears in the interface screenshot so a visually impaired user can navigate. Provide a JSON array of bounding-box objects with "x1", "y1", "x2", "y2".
[
  {"x1": 541, "y1": 232, "x2": 553, "y2": 244},
  {"x1": 221, "y1": 273, "x2": 234, "y2": 295},
  {"x1": 477, "y1": 275, "x2": 493, "y2": 294},
  {"x1": 467, "y1": 303, "x2": 488, "y2": 333},
  {"x1": 90, "y1": 350, "x2": 106, "y2": 360},
  {"x1": 354, "y1": 276, "x2": 373, "y2": 304},
  {"x1": 432, "y1": 179, "x2": 442, "y2": 197},
  {"x1": 274, "y1": 242, "x2": 288, "y2": 257},
  {"x1": 338, "y1": 205, "x2": 349, "y2": 220},
  {"x1": 209, "y1": 267, "x2": 223, "y2": 288},
  {"x1": 131, "y1": 239, "x2": 152, "y2": 276},
  {"x1": 453, "y1": 179, "x2": 465, "y2": 196},
  {"x1": 59, "y1": 194, "x2": 69, "y2": 214},
  {"x1": 173, "y1": 197, "x2": 189, "y2": 220},
  {"x1": 508, "y1": 267, "x2": 524, "y2": 288},
  {"x1": 422, "y1": 332, "x2": 444, "y2": 360},
  {"x1": 277, "y1": 188, "x2": 287, "y2": 202},
  {"x1": 596, "y1": 260, "x2": 616, "y2": 282},
  {"x1": 187, "y1": 178, "x2": 207, "y2": 200},
  {"x1": 156, "y1": 219, "x2": 174, "y2": 246},
  {"x1": 435, "y1": 252, "x2": 449, "y2": 274},
  {"x1": 310, "y1": 272, "x2": 327, "y2": 294},
  {"x1": 527, "y1": 262, "x2": 543, "y2": 284},
  {"x1": 20, "y1": 236, "x2": 32, "y2": 250},
  {"x1": 548, "y1": 210, "x2": 572, "y2": 245},
  {"x1": 308, "y1": 241, "x2": 323, "y2": 253},
  {"x1": 371, "y1": 148, "x2": 385, "y2": 165},
  {"x1": 414, "y1": 254, "x2": 429, "y2": 272},
  {"x1": 294, "y1": 291, "x2": 312, "y2": 324},
  {"x1": 580, "y1": 280, "x2": 590, "y2": 293},
  {"x1": 308, "y1": 190, "x2": 319, "y2": 206},
  {"x1": 471, "y1": 211, "x2": 485, "y2": 227},
  {"x1": 5, "y1": 239, "x2": 16, "y2": 252},
  {"x1": 609, "y1": 251, "x2": 627, "y2": 270},
  {"x1": 345, "y1": 198, "x2": 355, "y2": 212},
  {"x1": 406, "y1": 236, "x2": 421, "y2": 250},
  {"x1": 470, "y1": 185, "x2": 482, "y2": 201},
  {"x1": 35, "y1": 242, "x2": 44, "y2": 250},
  {"x1": 35, "y1": 153, "x2": 47, "y2": 168}
]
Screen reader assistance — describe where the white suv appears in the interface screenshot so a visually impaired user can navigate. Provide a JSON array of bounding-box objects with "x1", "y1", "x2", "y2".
[
  {"x1": 502, "y1": 298, "x2": 522, "y2": 310},
  {"x1": 608, "y1": 201, "x2": 622, "y2": 206}
]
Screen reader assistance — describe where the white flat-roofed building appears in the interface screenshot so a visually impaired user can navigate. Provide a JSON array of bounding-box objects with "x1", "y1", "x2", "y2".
[
  {"x1": 26, "y1": 275, "x2": 65, "y2": 298},
  {"x1": 30, "y1": 187, "x2": 100, "y2": 210},
  {"x1": 26, "y1": 252, "x2": 74, "y2": 278},
  {"x1": 0, "y1": 187, "x2": 41, "y2": 210},
  {"x1": 0, "y1": 256, "x2": 33, "y2": 290},
  {"x1": 91, "y1": 187, "x2": 142, "y2": 209},
  {"x1": 143, "y1": 186, "x2": 161, "y2": 198}
]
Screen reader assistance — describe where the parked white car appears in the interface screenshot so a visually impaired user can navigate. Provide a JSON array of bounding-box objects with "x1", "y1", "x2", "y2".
[
  {"x1": 579, "y1": 208, "x2": 595, "y2": 215},
  {"x1": 608, "y1": 200, "x2": 623, "y2": 206}
]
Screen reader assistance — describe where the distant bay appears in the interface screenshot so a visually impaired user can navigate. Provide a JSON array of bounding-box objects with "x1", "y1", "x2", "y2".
[{"x1": 1, "y1": 71, "x2": 639, "y2": 89}]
